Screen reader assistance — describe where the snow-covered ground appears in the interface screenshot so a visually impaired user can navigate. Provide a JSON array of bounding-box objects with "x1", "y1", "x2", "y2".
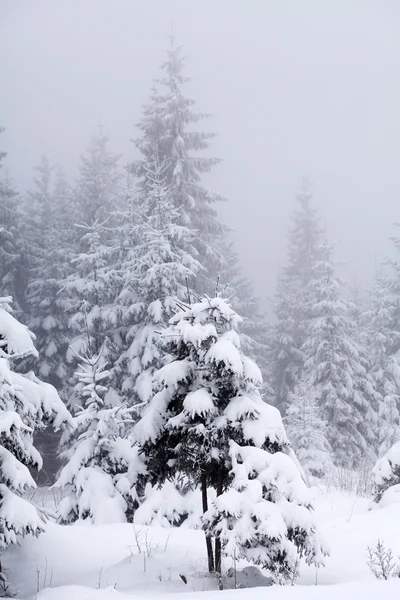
[{"x1": 6, "y1": 486, "x2": 400, "y2": 600}]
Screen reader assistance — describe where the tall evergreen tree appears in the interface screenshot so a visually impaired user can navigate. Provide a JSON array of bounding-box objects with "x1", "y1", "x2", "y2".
[
  {"x1": 60, "y1": 129, "x2": 123, "y2": 404},
  {"x1": 114, "y1": 152, "x2": 200, "y2": 408},
  {"x1": 130, "y1": 37, "x2": 227, "y2": 295},
  {"x1": 24, "y1": 159, "x2": 71, "y2": 385},
  {"x1": 0, "y1": 127, "x2": 26, "y2": 314},
  {"x1": 270, "y1": 180, "x2": 322, "y2": 415},
  {"x1": 302, "y1": 240, "x2": 379, "y2": 467},
  {"x1": 367, "y1": 264, "x2": 400, "y2": 455},
  {"x1": 285, "y1": 381, "x2": 332, "y2": 478},
  {"x1": 0, "y1": 294, "x2": 70, "y2": 577},
  {"x1": 22, "y1": 161, "x2": 74, "y2": 481}
]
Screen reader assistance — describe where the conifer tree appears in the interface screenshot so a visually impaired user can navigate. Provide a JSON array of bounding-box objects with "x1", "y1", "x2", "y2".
[
  {"x1": 60, "y1": 130, "x2": 123, "y2": 400},
  {"x1": 22, "y1": 160, "x2": 75, "y2": 481},
  {"x1": 24, "y1": 159, "x2": 71, "y2": 386},
  {"x1": 77, "y1": 127, "x2": 121, "y2": 229},
  {"x1": 135, "y1": 296, "x2": 326, "y2": 578},
  {"x1": 0, "y1": 294, "x2": 70, "y2": 571},
  {"x1": 302, "y1": 240, "x2": 379, "y2": 467},
  {"x1": 130, "y1": 37, "x2": 227, "y2": 295},
  {"x1": 55, "y1": 343, "x2": 141, "y2": 524},
  {"x1": 0, "y1": 128, "x2": 26, "y2": 314},
  {"x1": 270, "y1": 180, "x2": 322, "y2": 415},
  {"x1": 114, "y1": 153, "x2": 200, "y2": 408},
  {"x1": 367, "y1": 268, "x2": 400, "y2": 455},
  {"x1": 285, "y1": 381, "x2": 332, "y2": 478}
]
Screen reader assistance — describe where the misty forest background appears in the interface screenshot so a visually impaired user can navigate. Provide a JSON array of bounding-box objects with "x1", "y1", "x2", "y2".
[{"x1": 1, "y1": 37, "x2": 400, "y2": 485}]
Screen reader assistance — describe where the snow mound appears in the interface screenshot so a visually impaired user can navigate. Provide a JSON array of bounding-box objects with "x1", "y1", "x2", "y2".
[{"x1": 0, "y1": 302, "x2": 38, "y2": 359}]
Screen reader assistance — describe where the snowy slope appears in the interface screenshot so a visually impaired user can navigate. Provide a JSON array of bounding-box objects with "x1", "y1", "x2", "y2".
[{"x1": 5, "y1": 487, "x2": 400, "y2": 599}]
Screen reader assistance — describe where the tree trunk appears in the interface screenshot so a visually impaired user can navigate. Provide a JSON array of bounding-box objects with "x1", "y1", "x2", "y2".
[
  {"x1": 201, "y1": 472, "x2": 214, "y2": 573},
  {"x1": 214, "y1": 470, "x2": 223, "y2": 574}
]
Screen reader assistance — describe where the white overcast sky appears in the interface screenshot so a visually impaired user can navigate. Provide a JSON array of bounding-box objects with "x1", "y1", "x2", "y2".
[{"x1": 1, "y1": 0, "x2": 400, "y2": 308}]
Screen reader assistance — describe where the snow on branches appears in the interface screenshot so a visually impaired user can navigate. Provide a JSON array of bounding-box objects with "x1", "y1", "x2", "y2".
[
  {"x1": 0, "y1": 295, "x2": 70, "y2": 553},
  {"x1": 55, "y1": 345, "x2": 144, "y2": 524},
  {"x1": 134, "y1": 295, "x2": 327, "y2": 579}
]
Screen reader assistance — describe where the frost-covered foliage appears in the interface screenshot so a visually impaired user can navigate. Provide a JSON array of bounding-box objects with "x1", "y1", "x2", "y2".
[
  {"x1": 220, "y1": 242, "x2": 270, "y2": 395},
  {"x1": 60, "y1": 130, "x2": 123, "y2": 396},
  {"x1": 285, "y1": 382, "x2": 332, "y2": 478},
  {"x1": 303, "y1": 240, "x2": 379, "y2": 467},
  {"x1": 134, "y1": 480, "x2": 201, "y2": 528},
  {"x1": 62, "y1": 219, "x2": 122, "y2": 364},
  {"x1": 135, "y1": 296, "x2": 326, "y2": 578},
  {"x1": 371, "y1": 441, "x2": 400, "y2": 506},
  {"x1": 204, "y1": 441, "x2": 327, "y2": 581},
  {"x1": 270, "y1": 180, "x2": 323, "y2": 415},
  {"x1": 24, "y1": 159, "x2": 72, "y2": 388},
  {"x1": 130, "y1": 36, "x2": 226, "y2": 296},
  {"x1": 55, "y1": 347, "x2": 144, "y2": 524},
  {"x1": 367, "y1": 269, "x2": 400, "y2": 456},
  {"x1": 114, "y1": 152, "x2": 200, "y2": 409},
  {"x1": 0, "y1": 128, "x2": 26, "y2": 315},
  {"x1": 0, "y1": 295, "x2": 70, "y2": 554}
]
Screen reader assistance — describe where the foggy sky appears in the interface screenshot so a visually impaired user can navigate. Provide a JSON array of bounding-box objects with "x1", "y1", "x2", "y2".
[{"x1": 1, "y1": 0, "x2": 400, "y2": 310}]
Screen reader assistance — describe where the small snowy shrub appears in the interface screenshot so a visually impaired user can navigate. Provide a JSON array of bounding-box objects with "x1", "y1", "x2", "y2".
[
  {"x1": 366, "y1": 540, "x2": 399, "y2": 579},
  {"x1": 371, "y1": 440, "x2": 400, "y2": 506},
  {"x1": 0, "y1": 296, "x2": 70, "y2": 563}
]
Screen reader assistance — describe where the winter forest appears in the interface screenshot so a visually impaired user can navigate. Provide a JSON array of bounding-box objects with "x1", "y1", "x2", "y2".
[{"x1": 2, "y1": 2, "x2": 400, "y2": 599}]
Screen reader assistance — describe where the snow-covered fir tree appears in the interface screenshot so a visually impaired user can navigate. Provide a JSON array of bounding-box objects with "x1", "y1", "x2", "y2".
[
  {"x1": 24, "y1": 159, "x2": 71, "y2": 387},
  {"x1": 367, "y1": 265, "x2": 400, "y2": 455},
  {"x1": 285, "y1": 381, "x2": 332, "y2": 479},
  {"x1": 22, "y1": 160, "x2": 75, "y2": 481},
  {"x1": 76, "y1": 126, "x2": 122, "y2": 230},
  {"x1": 203, "y1": 440, "x2": 327, "y2": 581},
  {"x1": 55, "y1": 343, "x2": 142, "y2": 524},
  {"x1": 270, "y1": 180, "x2": 323, "y2": 415},
  {"x1": 114, "y1": 152, "x2": 200, "y2": 408},
  {"x1": 0, "y1": 128, "x2": 26, "y2": 315},
  {"x1": 134, "y1": 296, "x2": 326, "y2": 578},
  {"x1": 302, "y1": 240, "x2": 379, "y2": 467},
  {"x1": 130, "y1": 36, "x2": 227, "y2": 295},
  {"x1": 60, "y1": 130, "x2": 123, "y2": 402},
  {"x1": 0, "y1": 294, "x2": 70, "y2": 567},
  {"x1": 62, "y1": 220, "x2": 121, "y2": 364}
]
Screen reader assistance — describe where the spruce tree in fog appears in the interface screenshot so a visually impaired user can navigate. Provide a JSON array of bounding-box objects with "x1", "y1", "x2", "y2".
[
  {"x1": 302, "y1": 240, "x2": 379, "y2": 467},
  {"x1": 24, "y1": 159, "x2": 71, "y2": 387},
  {"x1": 0, "y1": 127, "x2": 26, "y2": 315},
  {"x1": 0, "y1": 295, "x2": 70, "y2": 568},
  {"x1": 285, "y1": 381, "x2": 332, "y2": 478},
  {"x1": 114, "y1": 151, "x2": 200, "y2": 408},
  {"x1": 130, "y1": 36, "x2": 227, "y2": 295},
  {"x1": 23, "y1": 160, "x2": 74, "y2": 480},
  {"x1": 367, "y1": 258, "x2": 400, "y2": 455},
  {"x1": 270, "y1": 180, "x2": 322, "y2": 414},
  {"x1": 61, "y1": 129, "x2": 123, "y2": 402}
]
